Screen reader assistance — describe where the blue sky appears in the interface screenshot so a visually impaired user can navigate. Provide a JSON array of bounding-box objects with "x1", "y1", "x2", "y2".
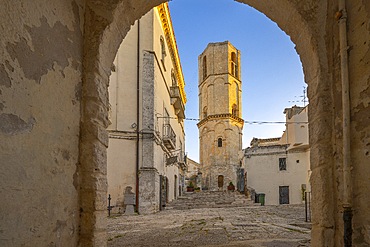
[{"x1": 168, "y1": 0, "x2": 307, "y2": 162}]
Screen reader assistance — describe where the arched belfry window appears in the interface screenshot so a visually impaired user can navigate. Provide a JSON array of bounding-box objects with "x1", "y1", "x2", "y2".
[
  {"x1": 231, "y1": 52, "x2": 238, "y2": 78},
  {"x1": 217, "y1": 138, "x2": 223, "y2": 147},
  {"x1": 232, "y1": 104, "x2": 239, "y2": 117},
  {"x1": 203, "y1": 56, "x2": 207, "y2": 80},
  {"x1": 235, "y1": 82, "x2": 240, "y2": 114},
  {"x1": 203, "y1": 106, "x2": 208, "y2": 119}
]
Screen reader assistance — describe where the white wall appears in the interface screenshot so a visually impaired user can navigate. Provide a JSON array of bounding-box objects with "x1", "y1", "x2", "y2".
[
  {"x1": 107, "y1": 138, "x2": 136, "y2": 208},
  {"x1": 107, "y1": 11, "x2": 152, "y2": 208},
  {"x1": 280, "y1": 106, "x2": 308, "y2": 146},
  {"x1": 245, "y1": 105, "x2": 310, "y2": 205},
  {"x1": 245, "y1": 147, "x2": 309, "y2": 205},
  {"x1": 107, "y1": 6, "x2": 185, "y2": 210}
]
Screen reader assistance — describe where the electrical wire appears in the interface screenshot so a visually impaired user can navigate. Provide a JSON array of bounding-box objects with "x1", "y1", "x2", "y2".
[{"x1": 159, "y1": 116, "x2": 308, "y2": 124}]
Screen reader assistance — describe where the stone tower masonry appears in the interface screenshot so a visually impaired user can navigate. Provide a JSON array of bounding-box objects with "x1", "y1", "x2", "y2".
[{"x1": 197, "y1": 41, "x2": 244, "y2": 191}]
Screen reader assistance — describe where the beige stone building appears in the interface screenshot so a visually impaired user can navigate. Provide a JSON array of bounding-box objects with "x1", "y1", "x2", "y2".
[
  {"x1": 107, "y1": 4, "x2": 186, "y2": 214},
  {"x1": 244, "y1": 106, "x2": 310, "y2": 205},
  {"x1": 185, "y1": 157, "x2": 201, "y2": 188},
  {"x1": 1, "y1": 1, "x2": 369, "y2": 246},
  {"x1": 197, "y1": 42, "x2": 244, "y2": 191}
]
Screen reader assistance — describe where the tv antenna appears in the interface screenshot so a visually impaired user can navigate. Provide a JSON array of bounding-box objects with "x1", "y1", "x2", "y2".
[{"x1": 288, "y1": 86, "x2": 308, "y2": 106}]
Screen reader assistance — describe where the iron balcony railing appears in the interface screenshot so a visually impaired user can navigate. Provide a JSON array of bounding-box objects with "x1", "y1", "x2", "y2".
[
  {"x1": 163, "y1": 124, "x2": 176, "y2": 150},
  {"x1": 177, "y1": 152, "x2": 187, "y2": 170}
]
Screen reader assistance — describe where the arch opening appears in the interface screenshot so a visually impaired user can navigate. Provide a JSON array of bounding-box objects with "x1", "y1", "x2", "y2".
[{"x1": 80, "y1": 0, "x2": 332, "y2": 246}]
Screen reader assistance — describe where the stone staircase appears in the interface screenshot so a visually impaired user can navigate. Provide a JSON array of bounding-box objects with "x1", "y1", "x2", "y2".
[{"x1": 165, "y1": 191, "x2": 256, "y2": 210}]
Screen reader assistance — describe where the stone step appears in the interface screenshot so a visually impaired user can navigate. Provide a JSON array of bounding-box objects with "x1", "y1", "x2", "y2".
[{"x1": 166, "y1": 191, "x2": 258, "y2": 210}]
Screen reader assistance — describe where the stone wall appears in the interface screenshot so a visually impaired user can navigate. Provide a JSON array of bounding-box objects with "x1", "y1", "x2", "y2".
[
  {"x1": 199, "y1": 119, "x2": 242, "y2": 190},
  {"x1": 198, "y1": 42, "x2": 243, "y2": 191}
]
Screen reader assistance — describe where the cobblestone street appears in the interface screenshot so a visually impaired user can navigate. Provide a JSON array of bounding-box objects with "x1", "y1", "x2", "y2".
[{"x1": 107, "y1": 193, "x2": 311, "y2": 247}]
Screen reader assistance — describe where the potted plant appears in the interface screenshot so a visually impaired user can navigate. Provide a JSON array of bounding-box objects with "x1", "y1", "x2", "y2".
[
  {"x1": 187, "y1": 181, "x2": 194, "y2": 192},
  {"x1": 227, "y1": 182, "x2": 235, "y2": 191}
]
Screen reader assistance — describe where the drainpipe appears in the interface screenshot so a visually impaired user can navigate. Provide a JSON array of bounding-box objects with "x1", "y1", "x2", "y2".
[
  {"x1": 135, "y1": 20, "x2": 140, "y2": 212},
  {"x1": 338, "y1": 0, "x2": 352, "y2": 245}
]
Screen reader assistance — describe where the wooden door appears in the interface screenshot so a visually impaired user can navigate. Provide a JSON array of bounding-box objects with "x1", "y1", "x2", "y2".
[
  {"x1": 218, "y1": 175, "x2": 224, "y2": 188},
  {"x1": 159, "y1": 175, "x2": 167, "y2": 210},
  {"x1": 279, "y1": 186, "x2": 289, "y2": 204}
]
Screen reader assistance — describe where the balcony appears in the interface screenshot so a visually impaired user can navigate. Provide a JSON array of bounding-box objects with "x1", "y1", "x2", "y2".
[
  {"x1": 170, "y1": 86, "x2": 185, "y2": 120},
  {"x1": 163, "y1": 124, "x2": 176, "y2": 150},
  {"x1": 177, "y1": 152, "x2": 187, "y2": 171}
]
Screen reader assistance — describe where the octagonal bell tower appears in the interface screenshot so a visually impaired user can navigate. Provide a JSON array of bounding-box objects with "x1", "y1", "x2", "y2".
[{"x1": 197, "y1": 41, "x2": 244, "y2": 191}]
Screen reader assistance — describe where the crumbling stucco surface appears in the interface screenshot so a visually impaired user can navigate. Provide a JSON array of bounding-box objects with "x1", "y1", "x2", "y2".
[
  {"x1": 343, "y1": 2, "x2": 370, "y2": 245},
  {"x1": 0, "y1": 0, "x2": 369, "y2": 246},
  {"x1": 0, "y1": 0, "x2": 84, "y2": 246}
]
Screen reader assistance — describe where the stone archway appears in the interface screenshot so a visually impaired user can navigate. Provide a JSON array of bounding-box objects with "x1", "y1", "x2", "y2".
[{"x1": 80, "y1": 1, "x2": 368, "y2": 246}]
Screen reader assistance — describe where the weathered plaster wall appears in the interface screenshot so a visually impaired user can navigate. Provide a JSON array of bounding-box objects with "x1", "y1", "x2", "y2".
[
  {"x1": 0, "y1": 0, "x2": 84, "y2": 246},
  {"x1": 337, "y1": 1, "x2": 370, "y2": 245}
]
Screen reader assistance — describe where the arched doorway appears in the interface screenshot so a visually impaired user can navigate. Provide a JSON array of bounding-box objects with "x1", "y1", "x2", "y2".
[
  {"x1": 218, "y1": 175, "x2": 224, "y2": 189},
  {"x1": 80, "y1": 1, "x2": 365, "y2": 246}
]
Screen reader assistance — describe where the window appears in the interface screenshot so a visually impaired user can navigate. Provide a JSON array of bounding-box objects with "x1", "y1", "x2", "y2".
[
  {"x1": 203, "y1": 106, "x2": 208, "y2": 119},
  {"x1": 231, "y1": 52, "x2": 238, "y2": 78},
  {"x1": 279, "y1": 158, "x2": 287, "y2": 171},
  {"x1": 171, "y1": 70, "x2": 177, "y2": 86},
  {"x1": 232, "y1": 104, "x2": 238, "y2": 117},
  {"x1": 160, "y1": 36, "x2": 166, "y2": 69},
  {"x1": 235, "y1": 82, "x2": 239, "y2": 107},
  {"x1": 203, "y1": 56, "x2": 207, "y2": 80},
  {"x1": 179, "y1": 140, "x2": 183, "y2": 162},
  {"x1": 217, "y1": 138, "x2": 223, "y2": 147},
  {"x1": 163, "y1": 108, "x2": 170, "y2": 127}
]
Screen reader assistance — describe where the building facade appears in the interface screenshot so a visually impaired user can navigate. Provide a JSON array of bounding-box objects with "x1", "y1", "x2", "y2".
[
  {"x1": 107, "y1": 3, "x2": 186, "y2": 214},
  {"x1": 185, "y1": 157, "x2": 201, "y2": 188},
  {"x1": 197, "y1": 42, "x2": 244, "y2": 191},
  {"x1": 244, "y1": 106, "x2": 310, "y2": 205}
]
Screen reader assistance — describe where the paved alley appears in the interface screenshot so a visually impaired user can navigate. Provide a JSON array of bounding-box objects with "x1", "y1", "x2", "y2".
[{"x1": 107, "y1": 192, "x2": 311, "y2": 247}]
